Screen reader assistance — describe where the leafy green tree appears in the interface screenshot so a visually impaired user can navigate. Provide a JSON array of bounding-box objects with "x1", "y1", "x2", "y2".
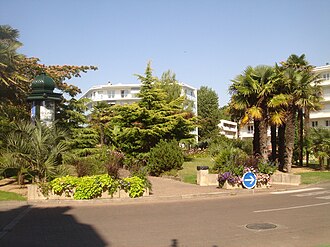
[
  {"x1": 158, "y1": 70, "x2": 182, "y2": 103},
  {"x1": 56, "y1": 97, "x2": 89, "y2": 131},
  {"x1": 218, "y1": 105, "x2": 231, "y2": 121},
  {"x1": 197, "y1": 86, "x2": 221, "y2": 141},
  {"x1": 90, "y1": 101, "x2": 114, "y2": 145}
]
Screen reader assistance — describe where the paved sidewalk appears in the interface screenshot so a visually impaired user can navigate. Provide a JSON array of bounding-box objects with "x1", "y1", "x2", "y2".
[
  {"x1": 0, "y1": 176, "x2": 303, "y2": 207},
  {"x1": 147, "y1": 176, "x2": 300, "y2": 199}
]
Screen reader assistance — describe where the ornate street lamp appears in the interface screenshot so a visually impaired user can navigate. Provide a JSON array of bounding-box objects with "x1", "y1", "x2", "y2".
[{"x1": 27, "y1": 73, "x2": 62, "y2": 126}]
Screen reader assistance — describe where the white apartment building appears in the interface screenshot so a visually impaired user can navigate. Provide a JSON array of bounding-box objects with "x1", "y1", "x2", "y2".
[
  {"x1": 218, "y1": 119, "x2": 238, "y2": 139},
  {"x1": 80, "y1": 81, "x2": 198, "y2": 139},
  {"x1": 310, "y1": 64, "x2": 330, "y2": 128},
  {"x1": 81, "y1": 82, "x2": 197, "y2": 113}
]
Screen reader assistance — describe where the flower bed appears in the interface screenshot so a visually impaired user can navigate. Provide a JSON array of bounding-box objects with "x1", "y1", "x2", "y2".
[
  {"x1": 218, "y1": 166, "x2": 275, "y2": 189},
  {"x1": 29, "y1": 174, "x2": 150, "y2": 200}
]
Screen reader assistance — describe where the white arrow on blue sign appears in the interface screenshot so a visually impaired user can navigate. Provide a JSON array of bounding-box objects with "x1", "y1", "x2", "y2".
[{"x1": 242, "y1": 172, "x2": 257, "y2": 189}]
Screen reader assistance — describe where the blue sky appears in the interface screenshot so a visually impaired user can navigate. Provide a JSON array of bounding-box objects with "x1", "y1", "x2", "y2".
[{"x1": 1, "y1": 0, "x2": 329, "y2": 106}]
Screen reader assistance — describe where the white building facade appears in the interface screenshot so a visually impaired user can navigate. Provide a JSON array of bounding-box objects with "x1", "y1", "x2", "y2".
[
  {"x1": 310, "y1": 65, "x2": 330, "y2": 128},
  {"x1": 218, "y1": 119, "x2": 238, "y2": 139},
  {"x1": 80, "y1": 82, "x2": 198, "y2": 140}
]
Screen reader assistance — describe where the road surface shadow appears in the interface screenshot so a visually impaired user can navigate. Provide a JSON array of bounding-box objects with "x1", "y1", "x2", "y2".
[{"x1": 0, "y1": 205, "x2": 108, "y2": 247}]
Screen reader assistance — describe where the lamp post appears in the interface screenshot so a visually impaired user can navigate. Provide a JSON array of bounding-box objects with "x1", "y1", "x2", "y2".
[{"x1": 27, "y1": 73, "x2": 62, "y2": 126}]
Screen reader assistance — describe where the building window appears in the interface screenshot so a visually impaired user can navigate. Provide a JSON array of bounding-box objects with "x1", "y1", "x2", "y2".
[
  {"x1": 108, "y1": 90, "x2": 115, "y2": 98},
  {"x1": 97, "y1": 91, "x2": 104, "y2": 99},
  {"x1": 247, "y1": 125, "x2": 254, "y2": 134},
  {"x1": 312, "y1": 121, "x2": 318, "y2": 127},
  {"x1": 322, "y1": 73, "x2": 330, "y2": 81},
  {"x1": 326, "y1": 120, "x2": 330, "y2": 127},
  {"x1": 121, "y1": 90, "x2": 128, "y2": 98}
]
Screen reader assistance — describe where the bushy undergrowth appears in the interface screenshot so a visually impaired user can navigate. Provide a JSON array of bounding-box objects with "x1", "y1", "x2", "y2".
[
  {"x1": 148, "y1": 139, "x2": 184, "y2": 176},
  {"x1": 46, "y1": 174, "x2": 149, "y2": 200}
]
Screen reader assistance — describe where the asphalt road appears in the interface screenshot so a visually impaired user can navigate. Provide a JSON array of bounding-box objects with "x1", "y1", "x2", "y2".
[{"x1": 1, "y1": 183, "x2": 330, "y2": 247}]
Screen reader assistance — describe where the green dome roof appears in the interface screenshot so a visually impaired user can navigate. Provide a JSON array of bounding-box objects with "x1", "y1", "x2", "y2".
[
  {"x1": 27, "y1": 73, "x2": 62, "y2": 102},
  {"x1": 31, "y1": 73, "x2": 56, "y2": 92}
]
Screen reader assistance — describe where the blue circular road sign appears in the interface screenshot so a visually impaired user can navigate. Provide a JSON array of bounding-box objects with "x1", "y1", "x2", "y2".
[{"x1": 242, "y1": 172, "x2": 257, "y2": 189}]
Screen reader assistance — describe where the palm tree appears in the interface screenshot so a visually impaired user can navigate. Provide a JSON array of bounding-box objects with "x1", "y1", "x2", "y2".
[
  {"x1": 280, "y1": 54, "x2": 322, "y2": 169},
  {"x1": 0, "y1": 121, "x2": 68, "y2": 184},
  {"x1": 271, "y1": 54, "x2": 322, "y2": 172},
  {"x1": 0, "y1": 25, "x2": 28, "y2": 95},
  {"x1": 229, "y1": 65, "x2": 274, "y2": 161},
  {"x1": 310, "y1": 128, "x2": 330, "y2": 170}
]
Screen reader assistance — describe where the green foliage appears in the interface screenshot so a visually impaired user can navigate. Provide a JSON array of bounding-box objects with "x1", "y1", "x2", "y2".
[
  {"x1": 68, "y1": 127, "x2": 99, "y2": 156},
  {"x1": 47, "y1": 174, "x2": 147, "y2": 199},
  {"x1": 90, "y1": 101, "x2": 114, "y2": 145},
  {"x1": 74, "y1": 176, "x2": 103, "y2": 200},
  {"x1": 0, "y1": 120, "x2": 69, "y2": 184},
  {"x1": 123, "y1": 176, "x2": 147, "y2": 198},
  {"x1": 148, "y1": 139, "x2": 184, "y2": 176},
  {"x1": 106, "y1": 62, "x2": 196, "y2": 156},
  {"x1": 56, "y1": 98, "x2": 89, "y2": 132},
  {"x1": 63, "y1": 154, "x2": 106, "y2": 177},
  {"x1": 197, "y1": 86, "x2": 221, "y2": 141},
  {"x1": 158, "y1": 70, "x2": 182, "y2": 103},
  {"x1": 310, "y1": 128, "x2": 330, "y2": 170},
  {"x1": 257, "y1": 160, "x2": 277, "y2": 175},
  {"x1": 50, "y1": 175, "x2": 78, "y2": 195}
]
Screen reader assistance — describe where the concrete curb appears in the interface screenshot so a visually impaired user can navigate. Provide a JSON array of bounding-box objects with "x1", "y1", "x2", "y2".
[{"x1": 0, "y1": 184, "x2": 309, "y2": 207}]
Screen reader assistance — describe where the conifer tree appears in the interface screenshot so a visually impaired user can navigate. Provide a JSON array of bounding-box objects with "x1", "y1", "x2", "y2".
[{"x1": 107, "y1": 62, "x2": 196, "y2": 156}]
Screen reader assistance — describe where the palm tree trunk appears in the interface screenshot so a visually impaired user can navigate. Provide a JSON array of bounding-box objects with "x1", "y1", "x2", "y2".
[
  {"x1": 319, "y1": 157, "x2": 325, "y2": 171},
  {"x1": 100, "y1": 125, "x2": 105, "y2": 145},
  {"x1": 304, "y1": 107, "x2": 311, "y2": 166},
  {"x1": 17, "y1": 170, "x2": 24, "y2": 185},
  {"x1": 270, "y1": 125, "x2": 277, "y2": 163},
  {"x1": 259, "y1": 119, "x2": 269, "y2": 161},
  {"x1": 253, "y1": 120, "x2": 261, "y2": 157},
  {"x1": 298, "y1": 109, "x2": 303, "y2": 166},
  {"x1": 278, "y1": 124, "x2": 285, "y2": 171},
  {"x1": 284, "y1": 108, "x2": 296, "y2": 173}
]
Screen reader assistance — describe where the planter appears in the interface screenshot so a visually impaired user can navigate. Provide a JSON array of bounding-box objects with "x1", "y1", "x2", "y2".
[
  {"x1": 221, "y1": 181, "x2": 242, "y2": 190},
  {"x1": 28, "y1": 185, "x2": 149, "y2": 201},
  {"x1": 220, "y1": 181, "x2": 270, "y2": 190}
]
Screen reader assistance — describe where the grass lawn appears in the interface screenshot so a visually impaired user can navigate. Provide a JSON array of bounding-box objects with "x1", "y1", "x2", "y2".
[
  {"x1": 0, "y1": 190, "x2": 26, "y2": 201},
  {"x1": 297, "y1": 171, "x2": 330, "y2": 185},
  {"x1": 178, "y1": 157, "x2": 216, "y2": 184}
]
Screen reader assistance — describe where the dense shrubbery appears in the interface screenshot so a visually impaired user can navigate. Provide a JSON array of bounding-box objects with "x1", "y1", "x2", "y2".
[
  {"x1": 47, "y1": 174, "x2": 149, "y2": 200},
  {"x1": 207, "y1": 135, "x2": 276, "y2": 187},
  {"x1": 148, "y1": 139, "x2": 184, "y2": 176}
]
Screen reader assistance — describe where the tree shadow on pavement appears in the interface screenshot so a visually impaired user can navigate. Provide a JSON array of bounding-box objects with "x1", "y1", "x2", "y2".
[{"x1": 0, "y1": 205, "x2": 109, "y2": 247}]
